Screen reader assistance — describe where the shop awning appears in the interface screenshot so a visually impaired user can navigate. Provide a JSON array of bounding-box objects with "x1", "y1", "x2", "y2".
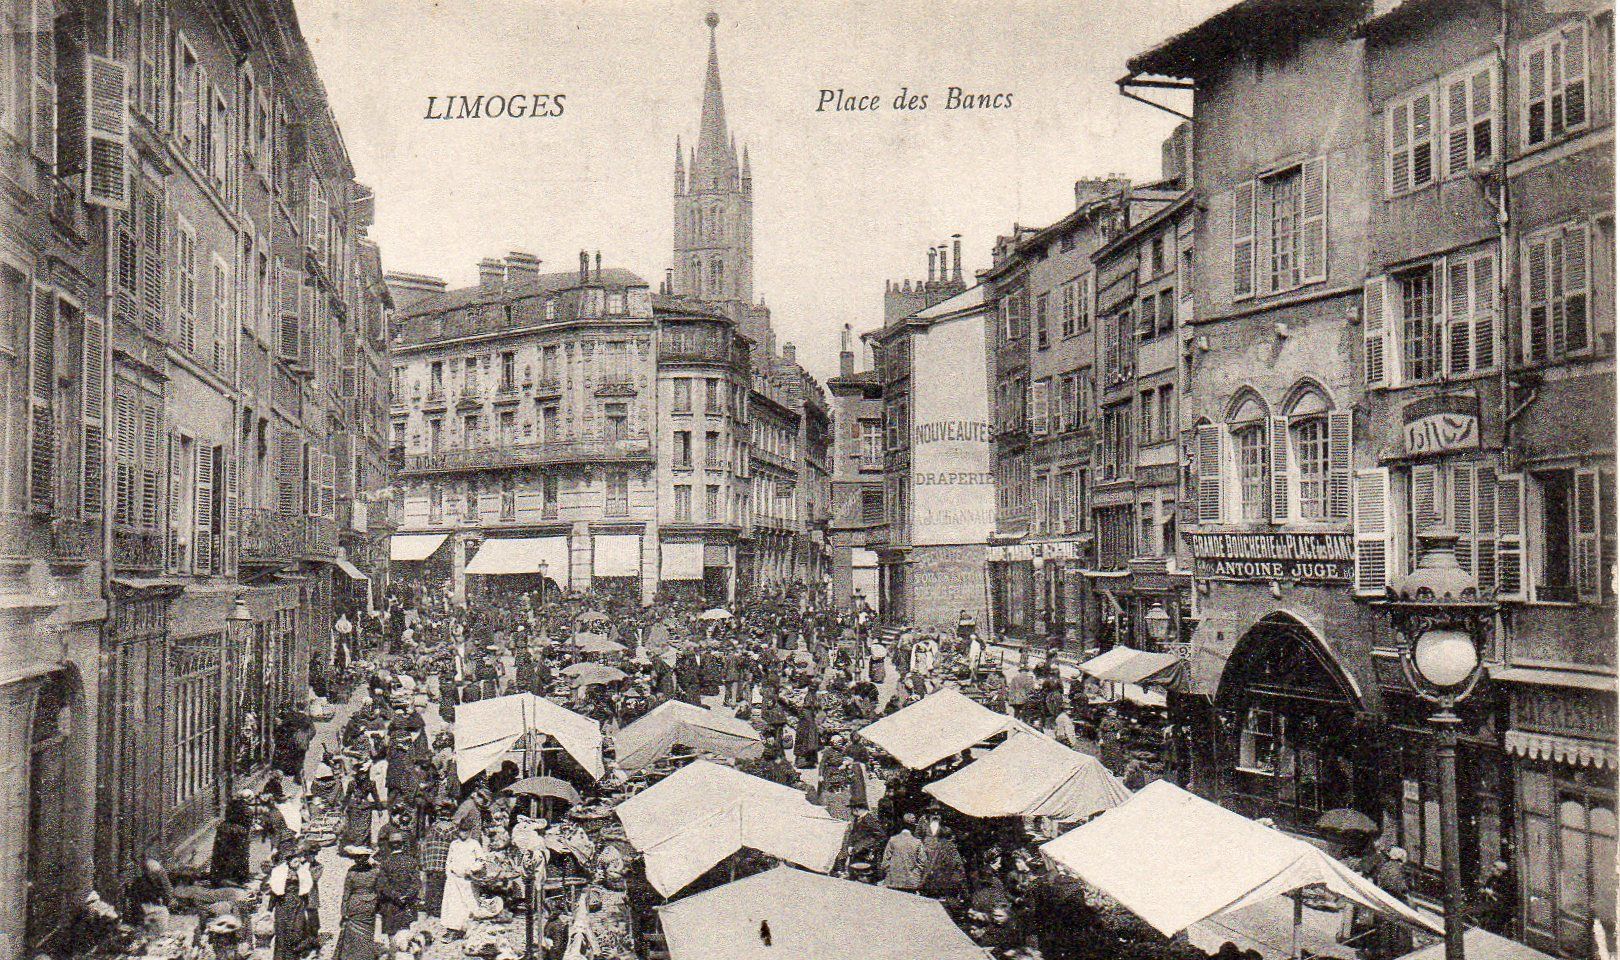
[
  {"x1": 1503, "y1": 730, "x2": 1617, "y2": 770},
  {"x1": 661, "y1": 542, "x2": 705, "y2": 581},
  {"x1": 1488, "y1": 665, "x2": 1616, "y2": 692},
  {"x1": 858, "y1": 687, "x2": 1035, "y2": 770},
  {"x1": 656, "y1": 866, "x2": 984, "y2": 960},
  {"x1": 613, "y1": 700, "x2": 764, "y2": 772},
  {"x1": 1041, "y1": 780, "x2": 1443, "y2": 938},
  {"x1": 925, "y1": 731, "x2": 1132, "y2": 822},
  {"x1": 1079, "y1": 646, "x2": 1184, "y2": 686},
  {"x1": 453, "y1": 693, "x2": 604, "y2": 781},
  {"x1": 851, "y1": 548, "x2": 879, "y2": 569},
  {"x1": 465, "y1": 537, "x2": 563, "y2": 576},
  {"x1": 331, "y1": 555, "x2": 368, "y2": 580},
  {"x1": 390, "y1": 533, "x2": 448, "y2": 562},
  {"x1": 594, "y1": 534, "x2": 641, "y2": 577}
]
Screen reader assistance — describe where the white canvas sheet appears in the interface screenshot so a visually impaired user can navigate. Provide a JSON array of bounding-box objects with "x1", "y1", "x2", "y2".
[
  {"x1": 613, "y1": 700, "x2": 763, "y2": 772},
  {"x1": 925, "y1": 731, "x2": 1131, "y2": 821},
  {"x1": 390, "y1": 533, "x2": 447, "y2": 562},
  {"x1": 453, "y1": 693, "x2": 605, "y2": 781},
  {"x1": 858, "y1": 687, "x2": 1031, "y2": 769}
]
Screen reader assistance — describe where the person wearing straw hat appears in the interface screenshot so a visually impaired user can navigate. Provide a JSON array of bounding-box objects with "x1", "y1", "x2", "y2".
[{"x1": 335, "y1": 845, "x2": 380, "y2": 960}]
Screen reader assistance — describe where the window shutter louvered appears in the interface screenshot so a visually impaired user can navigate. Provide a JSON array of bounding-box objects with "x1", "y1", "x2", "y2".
[
  {"x1": 276, "y1": 431, "x2": 300, "y2": 515},
  {"x1": 1299, "y1": 156, "x2": 1327, "y2": 284},
  {"x1": 1031, "y1": 380, "x2": 1049, "y2": 436},
  {"x1": 278, "y1": 259, "x2": 301, "y2": 361},
  {"x1": 1525, "y1": 235, "x2": 1550, "y2": 363},
  {"x1": 1446, "y1": 257, "x2": 1473, "y2": 376},
  {"x1": 1562, "y1": 24, "x2": 1588, "y2": 132},
  {"x1": 80, "y1": 313, "x2": 106, "y2": 519},
  {"x1": 224, "y1": 450, "x2": 238, "y2": 575},
  {"x1": 114, "y1": 390, "x2": 136, "y2": 525},
  {"x1": 140, "y1": 403, "x2": 159, "y2": 528},
  {"x1": 1411, "y1": 91, "x2": 1434, "y2": 189},
  {"x1": 1549, "y1": 232, "x2": 1567, "y2": 359},
  {"x1": 1562, "y1": 223, "x2": 1589, "y2": 353},
  {"x1": 1574, "y1": 468, "x2": 1600, "y2": 602},
  {"x1": 27, "y1": 284, "x2": 56, "y2": 512},
  {"x1": 1390, "y1": 99, "x2": 1410, "y2": 194},
  {"x1": 1270, "y1": 415, "x2": 1290, "y2": 523},
  {"x1": 1475, "y1": 466, "x2": 1498, "y2": 593},
  {"x1": 85, "y1": 54, "x2": 130, "y2": 208},
  {"x1": 1196, "y1": 423, "x2": 1223, "y2": 524},
  {"x1": 1412, "y1": 464, "x2": 1441, "y2": 536},
  {"x1": 140, "y1": 181, "x2": 165, "y2": 334},
  {"x1": 1354, "y1": 468, "x2": 1393, "y2": 596},
  {"x1": 1364, "y1": 277, "x2": 1391, "y2": 386},
  {"x1": 1445, "y1": 75, "x2": 1471, "y2": 178},
  {"x1": 30, "y1": 0, "x2": 56, "y2": 166},
  {"x1": 1473, "y1": 253, "x2": 1496, "y2": 369},
  {"x1": 166, "y1": 431, "x2": 180, "y2": 569},
  {"x1": 192, "y1": 444, "x2": 212, "y2": 574},
  {"x1": 1327, "y1": 411, "x2": 1353, "y2": 521},
  {"x1": 1232, "y1": 181, "x2": 1256, "y2": 299},
  {"x1": 1451, "y1": 464, "x2": 1475, "y2": 575},
  {"x1": 1495, "y1": 473, "x2": 1525, "y2": 599}
]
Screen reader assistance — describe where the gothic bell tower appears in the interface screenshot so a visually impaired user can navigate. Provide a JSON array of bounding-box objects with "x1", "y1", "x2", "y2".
[{"x1": 672, "y1": 12, "x2": 753, "y2": 308}]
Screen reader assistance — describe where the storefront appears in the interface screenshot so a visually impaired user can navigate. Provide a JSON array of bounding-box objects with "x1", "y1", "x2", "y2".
[
  {"x1": 986, "y1": 541, "x2": 1034, "y2": 640},
  {"x1": 591, "y1": 532, "x2": 643, "y2": 605},
  {"x1": 464, "y1": 535, "x2": 571, "y2": 603}
]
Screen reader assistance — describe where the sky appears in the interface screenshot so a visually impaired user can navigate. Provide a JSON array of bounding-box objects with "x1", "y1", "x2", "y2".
[{"x1": 293, "y1": 0, "x2": 1232, "y2": 384}]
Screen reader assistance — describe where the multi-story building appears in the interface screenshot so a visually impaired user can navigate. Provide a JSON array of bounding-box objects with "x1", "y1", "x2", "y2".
[
  {"x1": 827, "y1": 325, "x2": 884, "y2": 611},
  {"x1": 1, "y1": 0, "x2": 388, "y2": 950}
]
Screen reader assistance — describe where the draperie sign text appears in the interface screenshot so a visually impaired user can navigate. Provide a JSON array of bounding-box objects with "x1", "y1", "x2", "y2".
[{"x1": 1192, "y1": 532, "x2": 1354, "y2": 583}]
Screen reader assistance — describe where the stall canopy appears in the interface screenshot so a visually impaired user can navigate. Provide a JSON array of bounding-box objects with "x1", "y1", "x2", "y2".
[
  {"x1": 614, "y1": 700, "x2": 764, "y2": 772},
  {"x1": 331, "y1": 554, "x2": 368, "y2": 580},
  {"x1": 858, "y1": 687, "x2": 1034, "y2": 770},
  {"x1": 661, "y1": 542, "x2": 705, "y2": 581},
  {"x1": 453, "y1": 693, "x2": 605, "y2": 782},
  {"x1": 616, "y1": 760, "x2": 848, "y2": 896},
  {"x1": 925, "y1": 731, "x2": 1131, "y2": 822},
  {"x1": 593, "y1": 534, "x2": 642, "y2": 577},
  {"x1": 656, "y1": 866, "x2": 984, "y2": 960},
  {"x1": 1397, "y1": 929, "x2": 1561, "y2": 960},
  {"x1": 1078, "y1": 645, "x2": 1185, "y2": 686},
  {"x1": 390, "y1": 533, "x2": 448, "y2": 562},
  {"x1": 1041, "y1": 780, "x2": 1443, "y2": 938}
]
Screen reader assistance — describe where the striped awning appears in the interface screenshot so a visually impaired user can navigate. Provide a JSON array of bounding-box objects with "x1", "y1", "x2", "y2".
[{"x1": 1503, "y1": 730, "x2": 1616, "y2": 770}]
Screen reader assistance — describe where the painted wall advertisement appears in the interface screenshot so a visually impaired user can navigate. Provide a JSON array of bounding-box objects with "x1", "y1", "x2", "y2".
[{"x1": 910, "y1": 309, "x2": 996, "y2": 546}]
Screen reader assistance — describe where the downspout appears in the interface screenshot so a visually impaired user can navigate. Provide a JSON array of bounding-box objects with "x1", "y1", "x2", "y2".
[{"x1": 1496, "y1": 0, "x2": 1516, "y2": 469}]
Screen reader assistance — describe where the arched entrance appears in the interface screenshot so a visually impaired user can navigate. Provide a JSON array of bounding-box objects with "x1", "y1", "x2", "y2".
[
  {"x1": 1215, "y1": 613, "x2": 1369, "y2": 831},
  {"x1": 27, "y1": 669, "x2": 77, "y2": 951}
]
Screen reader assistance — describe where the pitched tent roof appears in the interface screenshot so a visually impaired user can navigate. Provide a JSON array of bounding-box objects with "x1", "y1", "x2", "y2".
[
  {"x1": 453, "y1": 693, "x2": 605, "y2": 781},
  {"x1": 614, "y1": 700, "x2": 763, "y2": 772},
  {"x1": 1041, "y1": 780, "x2": 1443, "y2": 938},
  {"x1": 1078, "y1": 646, "x2": 1185, "y2": 686},
  {"x1": 858, "y1": 687, "x2": 1033, "y2": 770},
  {"x1": 616, "y1": 760, "x2": 847, "y2": 896},
  {"x1": 925, "y1": 731, "x2": 1131, "y2": 822},
  {"x1": 656, "y1": 866, "x2": 984, "y2": 960}
]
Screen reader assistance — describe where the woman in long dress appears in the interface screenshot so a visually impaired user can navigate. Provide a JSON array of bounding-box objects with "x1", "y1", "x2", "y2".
[
  {"x1": 333, "y1": 847, "x2": 380, "y2": 960},
  {"x1": 440, "y1": 821, "x2": 486, "y2": 937},
  {"x1": 267, "y1": 852, "x2": 316, "y2": 960}
]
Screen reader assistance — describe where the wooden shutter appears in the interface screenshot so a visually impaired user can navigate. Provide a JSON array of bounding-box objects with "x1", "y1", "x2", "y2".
[
  {"x1": 165, "y1": 430, "x2": 181, "y2": 569},
  {"x1": 85, "y1": 54, "x2": 130, "y2": 208},
  {"x1": 1472, "y1": 253, "x2": 1496, "y2": 369},
  {"x1": 114, "y1": 389, "x2": 136, "y2": 525},
  {"x1": 1561, "y1": 24, "x2": 1588, "y2": 132},
  {"x1": 1474, "y1": 466, "x2": 1498, "y2": 594},
  {"x1": 80, "y1": 313, "x2": 106, "y2": 519},
  {"x1": 1327, "y1": 411, "x2": 1353, "y2": 521},
  {"x1": 1299, "y1": 156, "x2": 1327, "y2": 284},
  {"x1": 1031, "y1": 380, "x2": 1049, "y2": 437},
  {"x1": 1446, "y1": 256, "x2": 1474, "y2": 376},
  {"x1": 1364, "y1": 276, "x2": 1392, "y2": 386},
  {"x1": 1389, "y1": 98, "x2": 1411, "y2": 195},
  {"x1": 277, "y1": 258, "x2": 300, "y2": 361},
  {"x1": 1232, "y1": 180, "x2": 1256, "y2": 300},
  {"x1": 1354, "y1": 468, "x2": 1393, "y2": 596},
  {"x1": 1444, "y1": 73, "x2": 1471, "y2": 178},
  {"x1": 139, "y1": 402, "x2": 159, "y2": 528},
  {"x1": 1196, "y1": 423, "x2": 1223, "y2": 524},
  {"x1": 26, "y1": 284, "x2": 55, "y2": 511},
  {"x1": 223, "y1": 447, "x2": 237, "y2": 575},
  {"x1": 1451, "y1": 463, "x2": 1476, "y2": 576},
  {"x1": 1411, "y1": 463, "x2": 1441, "y2": 534},
  {"x1": 1562, "y1": 223, "x2": 1589, "y2": 353},
  {"x1": 1524, "y1": 42, "x2": 1548, "y2": 146},
  {"x1": 1270, "y1": 416, "x2": 1290, "y2": 523},
  {"x1": 1410, "y1": 90, "x2": 1434, "y2": 189},
  {"x1": 1574, "y1": 468, "x2": 1600, "y2": 602},
  {"x1": 1495, "y1": 473, "x2": 1525, "y2": 599},
  {"x1": 192, "y1": 443, "x2": 212, "y2": 573},
  {"x1": 140, "y1": 181, "x2": 165, "y2": 334},
  {"x1": 30, "y1": 0, "x2": 56, "y2": 165},
  {"x1": 276, "y1": 431, "x2": 300, "y2": 515},
  {"x1": 1524, "y1": 233, "x2": 1550, "y2": 363}
]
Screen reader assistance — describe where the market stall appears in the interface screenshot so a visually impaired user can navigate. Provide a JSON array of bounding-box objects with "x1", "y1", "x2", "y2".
[
  {"x1": 454, "y1": 692, "x2": 606, "y2": 782},
  {"x1": 858, "y1": 687, "x2": 1034, "y2": 770},
  {"x1": 924, "y1": 729, "x2": 1131, "y2": 822},
  {"x1": 613, "y1": 700, "x2": 764, "y2": 772}
]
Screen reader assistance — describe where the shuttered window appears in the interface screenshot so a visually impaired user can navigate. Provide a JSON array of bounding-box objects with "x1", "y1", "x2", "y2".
[
  {"x1": 26, "y1": 284, "x2": 55, "y2": 511},
  {"x1": 175, "y1": 216, "x2": 196, "y2": 355},
  {"x1": 1446, "y1": 248, "x2": 1497, "y2": 375},
  {"x1": 1522, "y1": 22, "x2": 1589, "y2": 149},
  {"x1": 1387, "y1": 86, "x2": 1435, "y2": 196},
  {"x1": 1495, "y1": 473, "x2": 1526, "y2": 600},
  {"x1": 1364, "y1": 276, "x2": 1392, "y2": 387},
  {"x1": 1523, "y1": 222, "x2": 1591, "y2": 364},
  {"x1": 191, "y1": 443, "x2": 213, "y2": 574},
  {"x1": 1354, "y1": 467, "x2": 1394, "y2": 596},
  {"x1": 30, "y1": 0, "x2": 56, "y2": 166},
  {"x1": 1031, "y1": 379, "x2": 1049, "y2": 436},
  {"x1": 1441, "y1": 61, "x2": 1496, "y2": 179},
  {"x1": 1234, "y1": 157, "x2": 1326, "y2": 300},
  {"x1": 1232, "y1": 181, "x2": 1255, "y2": 300},
  {"x1": 80, "y1": 312, "x2": 105, "y2": 519},
  {"x1": 1195, "y1": 422, "x2": 1223, "y2": 524}
]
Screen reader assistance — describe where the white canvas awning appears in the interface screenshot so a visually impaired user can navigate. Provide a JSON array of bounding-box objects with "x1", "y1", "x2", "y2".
[
  {"x1": 925, "y1": 731, "x2": 1131, "y2": 822},
  {"x1": 390, "y1": 533, "x2": 447, "y2": 562},
  {"x1": 661, "y1": 542, "x2": 705, "y2": 581},
  {"x1": 331, "y1": 554, "x2": 368, "y2": 580},
  {"x1": 1078, "y1": 646, "x2": 1184, "y2": 686},
  {"x1": 656, "y1": 866, "x2": 984, "y2": 960},
  {"x1": 593, "y1": 534, "x2": 641, "y2": 577},
  {"x1": 613, "y1": 700, "x2": 763, "y2": 772},
  {"x1": 851, "y1": 547, "x2": 879, "y2": 569},
  {"x1": 858, "y1": 687, "x2": 1034, "y2": 770},
  {"x1": 464, "y1": 536, "x2": 569, "y2": 579},
  {"x1": 616, "y1": 760, "x2": 847, "y2": 896},
  {"x1": 453, "y1": 693, "x2": 604, "y2": 781},
  {"x1": 1041, "y1": 780, "x2": 1443, "y2": 938}
]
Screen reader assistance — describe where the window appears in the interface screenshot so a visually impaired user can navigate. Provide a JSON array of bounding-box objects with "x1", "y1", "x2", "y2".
[
  {"x1": 1441, "y1": 61, "x2": 1497, "y2": 178},
  {"x1": 1158, "y1": 290, "x2": 1175, "y2": 336},
  {"x1": 541, "y1": 474, "x2": 558, "y2": 518},
  {"x1": 1398, "y1": 266, "x2": 1441, "y2": 382},
  {"x1": 428, "y1": 418, "x2": 442, "y2": 454},
  {"x1": 1239, "y1": 707, "x2": 1281, "y2": 774},
  {"x1": 674, "y1": 430, "x2": 692, "y2": 469},
  {"x1": 1388, "y1": 85, "x2": 1436, "y2": 195},
  {"x1": 1060, "y1": 281, "x2": 1078, "y2": 339},
  {"x1": 1268, "y1": 167, "x2": 1302, "y2": 290},
  {"x1": 673, "y1": 378, "x2": 692, "y2": 414},
  {"x1": 1447, "y1": 248, "x2": 1498, "y2": 375},
  {"x1": 541, "y1": 404, "x2": 558, "y2": 442},
  {"x1": 1524, "y1": 222, "x2": 1591, "y2": 364},
  {"x1": 463, "y1": 413, "x2": 480, "y2": 446},
  {"x1": 176, "y1": 217, "x2": 197, "y2": 354},
  {"x1": 1079, "y1": 367, "x2": 1094, "y2": 424},
  {"x1": 1035, "y1": 292, "x2": 1050, "y2": 349},
  {"x1": 1140, "y1": 389, "x2": 1156, "y2": 443},
  {"x1": 1234, "y1": 158, "x2": 1326, "y2": 299},
  {"x1": 673, "y1": 483, "x2": 691, "y2": 521},
  {"x1": 1140, "y1": 501, "x2": 1158, "y2": 556},
  {"x1": 498, "y1": 410, "x2": 515, "y2": 446},
  {"x1": 1292, "y1": 417, "x2": 1329, "y2": 520},
  {"x1": 704, "y1": 378, "x2": 719, "y2": 415},
  {"x1": 1533, "y1": 467, "x2": 1610, "y2": 604},
  {"x1": 463, "y1": 356, "x2": 478, "y2": 393},
  {"x1": 1157, "y1": 383, "x2": 1174, "y2": 443},
  {"x1": 860, "y1": 421, "x2": 882, "y2": 469},
  {"x1": 705, "y1": 484, "x2": 720, "y2": 522},
  {"x1": 1234, "y1": 422, "x2": 1269, "y2": 522},
  {"x1": 705, "y1": 430, "x2": 720, "y2": 467},
  {"x1": 541, "y1": 345, "x2": 559, "y2": 382},
  {"x1": 861, "y1": 487, "x2": 883, "y2": 524},
  {"x1": 606, "y1": 470, "x2": 629, "y2": 517},
  {"x1": 1522, "y1": 22, "x2": 1589, "y2": 149},
  {"x1": 429, "y1": 360, "x2": 443, "y2": 395},
  {"x1": 1151, "y1": 236, "x2": 1166, "y2": 275},
  {"x1": 1138, "y1": 294, "x2": 1158, "y2": 342},
  {"x1": 1058, "y1": 374, "x2": 1076, "y2": 432},
  {"x1": 500, "y1": 351, "x2": 515, "y2": 391},
  {"x1": 605, "y1": 403, "x2": 628, "y2": 442}
]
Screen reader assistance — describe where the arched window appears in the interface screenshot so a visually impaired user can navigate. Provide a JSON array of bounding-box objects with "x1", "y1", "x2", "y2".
[
  {"x1": 1228, "y1": 393, "x2": 1270, "y2": 522},
  {"x1": 1284, "y1": 383, "x2": 1332, "y2": 520}
]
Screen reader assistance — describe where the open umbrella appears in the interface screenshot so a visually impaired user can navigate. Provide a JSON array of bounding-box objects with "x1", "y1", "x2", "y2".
[
  {"x1": 563, "y1": 663, "x2": 628, "y2": 686},
  {"x1": 1316, "y1": 808, "x2": 1379, "y2": 835},
  {"x1": 576, "y1": 634, "x2": 627, "y2": 655},
  {"x1": 577, "y1": 611, "x2": 610, "y2": 626},
  {"x1": 698, "y1": 608, "x2": 732, "y2": 621},
  {"x1": 505, "y1": 775, "x2": 584, "y2": 806}
]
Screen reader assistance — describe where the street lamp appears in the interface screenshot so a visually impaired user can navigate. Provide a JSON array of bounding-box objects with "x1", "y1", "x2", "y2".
[
  {"x1": 1381, "y1": 530, "x2": 1497, "y2": 960},
  {"x1": 1144, "y1": 601, "x2": 1173, "y2": 645},
  {"x1": 225, "y1": 598, "x2": 254, "y2": 797}
]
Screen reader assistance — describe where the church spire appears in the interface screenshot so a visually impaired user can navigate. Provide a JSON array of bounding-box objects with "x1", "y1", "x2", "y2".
[{"x1": 693, "y1": 11, "x2": 735, "y2": 192}]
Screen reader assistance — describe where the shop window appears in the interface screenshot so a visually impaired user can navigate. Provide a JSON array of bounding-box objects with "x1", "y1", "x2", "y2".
[{"x1": 1239, "y1": 707, "x2": 1280, "y2": 775}]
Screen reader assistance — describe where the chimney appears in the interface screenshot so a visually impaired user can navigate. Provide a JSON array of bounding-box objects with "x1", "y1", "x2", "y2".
[
  {"x1": 839, "y1": 324, "x2": 854, "y2": 377},
  {"x1": 927, "y1": 247, "x2": 937, "y2": 284},
  {"x1": 478, "y1": 257, "x2": 507, "y2": 288},
  {"x1": 579, "y1": 250, "x2": 589, "y2": 283},
  {"x1": 782, "y1": 342, "x2": 796, "y2": 367},
  {"x1": 952, "y1": 235, "x2": 963, "y2": 282},
  {"x1": 594, "y1": 251, "x2": 602, "y2": 283},
  {"x1": 664, "y1": 267, "x2": 674, "y2": 295},
  {"x1": 504, "y1": 251, "x2": 541, "y2": 285}
]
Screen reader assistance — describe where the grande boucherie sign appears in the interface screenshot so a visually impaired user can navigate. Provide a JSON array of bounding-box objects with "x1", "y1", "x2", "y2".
[{"x1": 1191, "y1": 532, "x2": 1354, "y2": 583}]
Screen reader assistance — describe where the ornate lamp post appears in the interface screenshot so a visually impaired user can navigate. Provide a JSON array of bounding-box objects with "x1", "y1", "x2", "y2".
[
  {"x1": 1381, "y1": 530, "x2": 1497, "y2": 960},
  {"x1": 1144, "y1": 601, "x2": 1173, "y2": 646},
  {"x1": 225, "y1": 598, "x2": 254, "y2": 798}
]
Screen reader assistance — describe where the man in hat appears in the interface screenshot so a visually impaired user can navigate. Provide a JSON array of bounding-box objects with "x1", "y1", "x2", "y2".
[
  {"x1": 420, "y1": 805, "x2": 455, "y2": 917},
  {"x1": 335, "y1": 846, "x2": 380, "y2": 959},
  {"x1": 377, "y1": 829, "x2": 421, "y2": 938}
]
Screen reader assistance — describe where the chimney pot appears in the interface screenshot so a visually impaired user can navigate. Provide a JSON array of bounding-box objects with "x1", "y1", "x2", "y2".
[
  {"x1": 927, "y1": 248, "x2": 937, "y2": 284},
  {"x1": 478, "y1": 257, "x2": 507, "y2": 288},
  {"x1": 594, "y1": 251, "x2": 602, "y2": 282},
  {"x1": 579, "y1": 250, "x2": 589, "y2": 283}
]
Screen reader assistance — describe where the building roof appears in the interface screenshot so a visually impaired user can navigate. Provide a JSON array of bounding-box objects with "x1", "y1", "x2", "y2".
[
  {"x1": 826, "y1": 370, "x2": 881, "y2": 391},
  {"x1": 911, "y1": 282, "x2": 987, "y2": 321},
  {"x1": 1091, "y1": 190, "x2": 1196, "y2": 264},
  {"x1": 397, "y1": 268, "x2": 646, "y2": 319},
  {"x1": 1127, "y1": 0, "x2": 1367, "y2": 80}
]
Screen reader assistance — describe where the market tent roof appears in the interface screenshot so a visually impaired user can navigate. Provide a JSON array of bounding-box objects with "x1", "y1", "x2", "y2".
[
  {"x1": 656, "y1": 866, "x2": 983, "y2": 960},
  {"x1": 1041, "y1": 780, "x2": 1443, "y2": 938},
  {"x1": 858, "y1": 687, "x2": 1033, "y2": 769},
  {"x1": 390, "y1": 533, "x2": 448, "y2": 562},
  {"x1": 1397, "y1": 928, "x2": 1561, "y2": 960},
  {"x1": 1078, "y1": 646, "x2": 1184, "y2": 686},
  {"x1": 614, "y1": 700, "x2": 764, "y2": 772},
  {"x1": 925, "y1": 731, "x2": 1131, "y2": 821},
  {"x1": 616, "y1": 760, "x2": 848, "y2": 896},
  {"x1": 453, "y1": 693, "x2": 605, "y2": 782}
]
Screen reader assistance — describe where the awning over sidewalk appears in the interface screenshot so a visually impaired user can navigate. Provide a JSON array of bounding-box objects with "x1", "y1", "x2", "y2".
[
  {"x1": 594, "y1": 534, "x2": 641, "y2": 577},
  {"x1": 1503, "y1": 730, "x2": 1617, "y2": 770},
  {"x1": 1078, "y1": 646, "x2": 1184, "y2": 686},
  {"x1": 465, "y1": 536, "x2": 569, "y2": 578},
  {"x1": 858, "y1": 687, "x2": 1034, "y2": 770},
  {"x1": 331, "y1": 555, "x2": 368, "y2": 580},
  {"x1": 390, "y1": 533, "x2": 448, "y2": 562},
  {"x1": 661, "y1": 542, "x2": 705, "y2": 581}
]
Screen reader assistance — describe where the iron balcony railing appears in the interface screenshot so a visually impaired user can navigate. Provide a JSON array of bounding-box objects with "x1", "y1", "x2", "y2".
[{"x1": 398, "y1": 434, "x2": 654, "y2": 475}]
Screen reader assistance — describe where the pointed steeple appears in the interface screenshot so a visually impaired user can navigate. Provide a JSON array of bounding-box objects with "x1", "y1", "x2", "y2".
[
  {"x1": 674, "y1": 135, "x2": 685, "y2": 194},
  {"x1": 693, "y1": 11, "x2": 736, "y2": 193},
  {"x1": 741, "y1": 143, "x2": 752, "y2": 195}
]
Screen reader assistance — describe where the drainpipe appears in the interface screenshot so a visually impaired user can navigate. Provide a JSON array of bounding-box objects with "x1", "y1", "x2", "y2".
[{"x1": 1496, "y1": 0, "x2": 1515, "y2": 471}]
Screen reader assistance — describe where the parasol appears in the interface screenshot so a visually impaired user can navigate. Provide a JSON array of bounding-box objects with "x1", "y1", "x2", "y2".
[
  {"x1": 1316, "y1": 808, "x2": 1379, "y2": 835},
  {"x1": 504, "y1": 776, "x2": 584, "y2": 806},
  {"x1": 575, "y1": 634, "x2": 627, "y2": 655},
  {"x1": 562, "y1": 663, "x2": 629, "y2": 686},
  {"x1": 698, "y1": 608, "x2": 733, "y2": 621}
]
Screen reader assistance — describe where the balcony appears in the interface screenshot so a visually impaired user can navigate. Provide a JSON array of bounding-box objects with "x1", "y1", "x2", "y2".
[
  {"x1": 398, "y1": 434, "x2": 654, "y2": 476},
  {"x1": 111, "y1": 528, "x2": 165, "y2": 572},
  {"x1": 534, "y1": 376, "x2": 562, "y2": 398},
  {"x1": 242, "y1": 509, "x2": 340, "y2": 563},
  {"x1": 50, "y1": 516, "x2": 101, "y2": 563},
  {"x1": 751, "y1": 446, "x2": 798, "y2": 473}
]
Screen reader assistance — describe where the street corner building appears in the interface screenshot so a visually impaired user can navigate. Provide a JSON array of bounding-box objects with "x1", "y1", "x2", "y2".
[{"x1": 0, "y1": 0, "x2": 392, "y2": 954}]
